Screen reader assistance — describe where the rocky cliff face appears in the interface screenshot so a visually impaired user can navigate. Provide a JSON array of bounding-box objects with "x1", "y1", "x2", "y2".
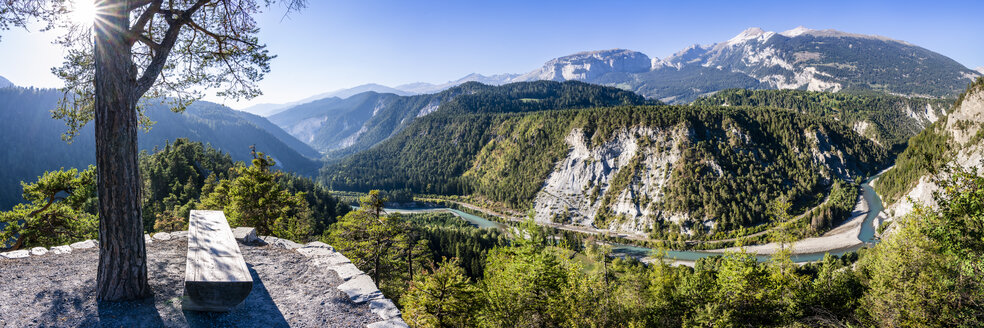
[
  {"x1": 854, "y1": 101, "x2": 946, "y2": 146},
  {"x1": 514, "y1": 49, "x2": 652, "y2": 82},
  {"x1": 532, "y1": 126, "x2": 687, "y2": 232},
  {"x1": 532, "y1": 118, "x2": 872, "y2": 236},
  {"x1": 884, "y1": 85, "x2": 984, "y2": 221}
]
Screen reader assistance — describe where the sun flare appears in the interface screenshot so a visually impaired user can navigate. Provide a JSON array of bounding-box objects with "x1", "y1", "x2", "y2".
[{"x1": 69, "y1": 0, "x2": 97, "y2": 26}]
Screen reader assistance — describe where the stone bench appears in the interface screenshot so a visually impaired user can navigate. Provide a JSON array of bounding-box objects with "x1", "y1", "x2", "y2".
[{"x1": 182, "y1": 210, "x2": 252, "y2": 312}]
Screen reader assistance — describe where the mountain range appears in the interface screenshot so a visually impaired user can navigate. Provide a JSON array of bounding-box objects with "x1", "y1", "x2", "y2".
[
  {"x1": 242, "y1": 26, "x2": 980, "y2": 117},
  {"x1": 3, "y1": 25, "x2": 981, "y2": 237},
  {"x1": 0, "y1": 76, "x2": 12, "y2": 89},
  {"x1": 242, "y1": 83, "x2": 413, "y2": 117},
  {"x1": 262, "y1": 26, "x2": 976, "y2": 162},
  {"x1": 269, "y1": 81, "x2": 654, "y2": 159},
  {"x1": 0, "y1": 87, "x2": 321, "y2": 209}
]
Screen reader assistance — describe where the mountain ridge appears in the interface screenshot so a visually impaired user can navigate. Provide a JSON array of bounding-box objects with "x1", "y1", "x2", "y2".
[
  {"x1": 270, "y1": 81, "x2": 652, "y2": 159},
  {"x1": 269, "y1": 27, "x2": 977, "y2": 107},
  {"x1": 240, "y1": 83, "x2": 414, "y2": 116},
  {"x1": 321, "y1": 102, "x2": 888, "y2": 236},
  {"x1": 0, "y1": 87, "x2": 322, "y2": 209}
]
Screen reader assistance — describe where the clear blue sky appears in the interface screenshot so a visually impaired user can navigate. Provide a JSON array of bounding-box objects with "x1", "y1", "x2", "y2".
[{"x1": 1, "y1": 0, "x2": 982, "y2": 109}]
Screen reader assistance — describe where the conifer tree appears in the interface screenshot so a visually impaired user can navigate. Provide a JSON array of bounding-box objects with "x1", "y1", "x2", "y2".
[
  {"x1": 401, "y1": 258, "x2": 479, "y2": 328},
  {"x1": 200, "y1": 146, "x2": 313, "y2": 240},
  {"x1": 1, "y1": 0, "x2": 306, "y2": 300},
  {"x1": 327, "y1": 191, "x2": 403, "y2": 283},
  {"x1": 0, "y1": 166, "x2": 98, "y2": 251}
]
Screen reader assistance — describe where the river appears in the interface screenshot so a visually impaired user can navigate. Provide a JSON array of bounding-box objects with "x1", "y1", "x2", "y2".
[{"x1": 377, "y1": 175, "x2": 884, "y2": 264}]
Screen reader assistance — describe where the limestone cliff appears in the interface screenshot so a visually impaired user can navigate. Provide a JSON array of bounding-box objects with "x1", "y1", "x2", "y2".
[
  {"x1": 533, "y1": 126, "x2": 686, "y2": 233},
  {"x1": 882, "y1": 79, "x2": 984, "y2": 223},
  {"x1": 531, "y1": 113, "x2": 877, "y2": 236}
]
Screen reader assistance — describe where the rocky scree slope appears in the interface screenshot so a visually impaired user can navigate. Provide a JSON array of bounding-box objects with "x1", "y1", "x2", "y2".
[{"x1": 528, "y1": 107, "x2": 886, "y2": 235}]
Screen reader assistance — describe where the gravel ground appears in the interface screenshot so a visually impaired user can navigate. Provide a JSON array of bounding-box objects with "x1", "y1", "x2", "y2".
[{"x1": 0, "y1": 238, "x2": 380, "y2": 327}]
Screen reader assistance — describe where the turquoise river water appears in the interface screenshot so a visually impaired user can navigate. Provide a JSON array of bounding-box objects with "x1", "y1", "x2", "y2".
[{"x1": 378, "y1": 175, "x2": 883, "y2": 264}]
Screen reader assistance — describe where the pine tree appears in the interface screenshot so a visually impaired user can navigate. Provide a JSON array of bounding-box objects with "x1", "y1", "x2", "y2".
[
  {"x1": 0, "y1": 166, "x2": 98, "y2": 251},
  {"x1": 401, "y1": 258, "x2": 480, "y2": 328},
  {"x1": 201, "y1": 146, "x2": 313, "y2": 241}
]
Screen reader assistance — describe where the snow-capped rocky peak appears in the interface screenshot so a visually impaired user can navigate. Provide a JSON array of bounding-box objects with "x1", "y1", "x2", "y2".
[
  {"x1": 514, "y1": 49, "x2": 652, "y2": 82},
  {"x1": 976, "y1": 67, "x2": 984, "y2": 75},
  {"x1": 778, "y1": 27, "x2": 911, "y2": 45},
  {"x1": 726, "y1": 27, "x2": 767, "y2": 45},
  {"x1": 780, "y1": 26, "x2": 813, "y2": 37}
]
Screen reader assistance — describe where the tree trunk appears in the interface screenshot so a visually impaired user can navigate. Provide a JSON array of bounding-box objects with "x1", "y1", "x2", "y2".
[{"x1": 94, "y1": 0, "x2": 151, "y2": 301}]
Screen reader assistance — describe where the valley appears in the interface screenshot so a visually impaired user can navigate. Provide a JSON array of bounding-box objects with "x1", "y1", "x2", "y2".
[
  {"x1": 2, "y1": 10, "x2": 984, "y2": 325},
  {"x1": 361, "y1": 166, "x2": 885, "y2": 265},
  {"x1": 243, "y1": 26, "x2": 981, "y2": 254},
  {"x1": 0, "y1": 88, "x2": 323, "y2": 209}
]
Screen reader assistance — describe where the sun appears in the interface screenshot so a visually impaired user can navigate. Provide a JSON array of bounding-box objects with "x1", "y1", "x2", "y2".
[{"x1": 69, "y1": 0, "x2": 97, "y2": 26}]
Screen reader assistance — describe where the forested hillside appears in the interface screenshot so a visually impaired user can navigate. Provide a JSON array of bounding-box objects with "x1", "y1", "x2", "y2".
[
  {"x1": 322, "y1": 103, "x2": 887, "y2": 235},
  {"x1": 271, "y1": 81, "x2": 654, "y2": 159},
  {"x1": 320, "y1": 171, "x2": 984, "y2": 327},
  {"x1": 693, "y1": 89, "x2": 951, "y2": 151},
  {"x1": 394, "y1": 169, "x2": 984, "y2": 327},
  {"x1": 876, "y1": 76, "x2": 984, "y2": 215},
  {"x1": 0, "y1": 87, "x2": 321, "y2": 209},
  {"x1": 2, "y1": 139, "x2": 348, "y2": 250}
]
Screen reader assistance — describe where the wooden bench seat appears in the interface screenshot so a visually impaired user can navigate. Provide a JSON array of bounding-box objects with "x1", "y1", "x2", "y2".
[{"x1": 182, "y1": 210, "x2": 253, "y2": 312}]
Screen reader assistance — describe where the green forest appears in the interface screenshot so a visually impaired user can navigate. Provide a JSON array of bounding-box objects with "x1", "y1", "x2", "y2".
[
  {"x1": 325, "y1": 168, "x2": 984, "y2": 327},
  {"x1": 3, "y1": 81, "x2": 983, "y2": 327},
  {"x1": 0, "y1": 87, "x2": 323, "y2": 210},
  {"x1": 693, "y1": 88, "x2": 952, "y2": 151},
  {"x1": 4, "y1": 136, "x2": 983, "y2": 327},
  {"x1": 4, "y1": 0, "x2": 984, "y2": 325},
  {"x1": 1, "y1": 139, "x2": 348, "y2": 250},
  {"x1": 321, "y1": 102, "x2": 887, "y2": 233},
  {"x1": 875, "y1": 76, "x2": 984, "y2": 204}
]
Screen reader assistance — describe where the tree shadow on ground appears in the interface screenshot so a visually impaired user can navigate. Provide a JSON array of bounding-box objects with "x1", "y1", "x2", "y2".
[
  {"x1": 183, "y1": 264, "x2": 289, "y2": 327},
  {"x1": 30, "y1": 279, "x2": 166, "y2": 327},
  {"x1": 94, "y1": 297, "x2": 167, "y2": 327},
  {"x1": 32, "y1": 288, "x2": 90, "y2": 325}
]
